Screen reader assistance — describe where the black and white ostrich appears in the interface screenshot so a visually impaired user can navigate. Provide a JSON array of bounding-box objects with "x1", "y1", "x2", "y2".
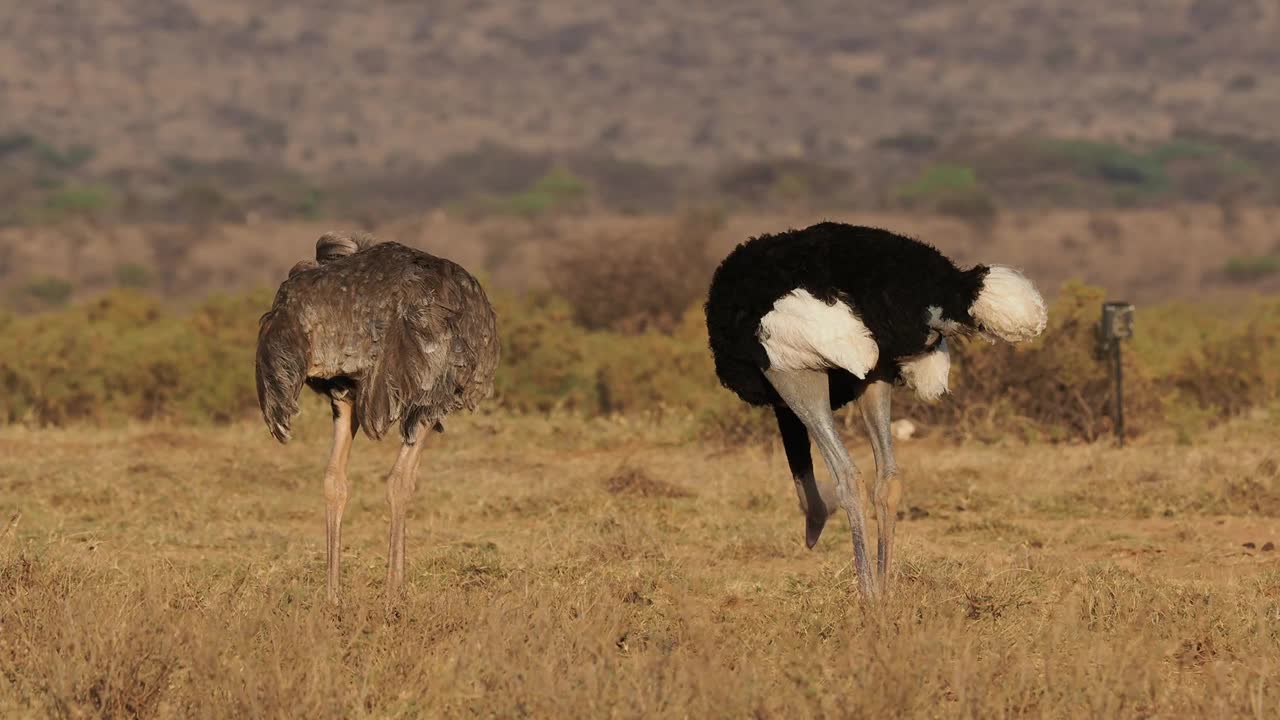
[
  {"x1": 705, "y1": 222, "x2": 1046, "y2": 599},
  {"x1": 256, "y1": 232, "x2": 500, "y2": 602}
]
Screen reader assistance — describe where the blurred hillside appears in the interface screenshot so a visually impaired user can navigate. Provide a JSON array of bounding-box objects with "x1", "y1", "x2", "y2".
[
  {"x1": 2, "y1": 1, "x2": 1280, "y2": 219},
  {"x1": 3, "y1": 1, "x2": 1280, "y2": 307},
  {"x1": 5, "y1": 1, "x2": 1279, "y2": 173}
]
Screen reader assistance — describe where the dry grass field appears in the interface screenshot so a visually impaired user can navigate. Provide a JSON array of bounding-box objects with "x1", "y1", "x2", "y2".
[
  {"x1": 5, "y1": 1, "x2": 1280, "y2": 716},
  {"x1": 3, "y1": 406, "x2": 1279, "y2": 718}
]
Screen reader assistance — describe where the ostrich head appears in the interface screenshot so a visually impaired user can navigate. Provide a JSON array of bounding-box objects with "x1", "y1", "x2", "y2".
[
  {"x1": 930, "y1": 264, "x2": 1047, "y2": 344},
  {"x1": 316, "y1": 231, "x2": 374, "y2": 264}
]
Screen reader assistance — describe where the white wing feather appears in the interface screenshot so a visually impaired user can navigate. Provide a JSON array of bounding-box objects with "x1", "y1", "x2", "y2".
[
  {"x1": 899, "y1": 338, "x2": 950, "y2": 401},
  {"x1": 758, "y1": 289, "x2": 879, "y2": 377}
]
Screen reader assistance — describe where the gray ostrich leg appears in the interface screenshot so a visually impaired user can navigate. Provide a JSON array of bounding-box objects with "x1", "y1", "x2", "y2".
[
  {"x1": 766, "y1": 368, "x2": 877, "y2": 599},
  {"x1": 774, "y1": 406, "x2": 840, "y2": 549},
  {"x1": 858, "y1": 381, "x2": 900, "y2": 586}
]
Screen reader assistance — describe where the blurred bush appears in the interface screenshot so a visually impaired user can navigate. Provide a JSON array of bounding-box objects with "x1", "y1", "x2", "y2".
[
  {"x1": 17, "y1": 276, "x2": 74, "y2": 309},
  {"x1": 715, "y1": 160, "x2": 853, "y2": 208},
  {"x1": 970, "y1": 137, "x2": 1266, "y2": 208},
  {"x1": 113, "y1": 263, "x2": 154, "y2": 290},
  {"x1": 1223, "y1": 256, "x2": 1280, "y2": 283},
  {"x1": 476, "y1": 168, "x2": 589, "y2": 218},
  {"x1": 894, "y1": 164, "x2": 998, "y2": 226},
  {"x1": 25, "y1": 184, "x2": 116, "y2": 224},
  {"x1": 548, "y1": 207, "x2": 724, "y2": 332},
  {"x1": 0, "y1": 290, "x2": 268, "y2": 425},
  {"x1": 1, "y1": 280, "x2": 1277, "y2": 444}
]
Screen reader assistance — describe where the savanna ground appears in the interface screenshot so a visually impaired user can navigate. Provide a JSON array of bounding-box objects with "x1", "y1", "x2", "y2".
[
  {"x1": 5, "y1": 2, "x2": 1280, "y2": 715},
  {"x1": 3, "y1": 203, "x2": 1280, "y2": 716},
  {"x1": 2, "y1": 405, "x2": 1279, "y2": 718}
]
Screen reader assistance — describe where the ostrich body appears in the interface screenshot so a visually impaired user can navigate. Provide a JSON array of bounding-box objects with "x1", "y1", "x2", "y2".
[
  {"x1": 705, "y1": 222, "x2": 1046, "y2": 599},
  {"x1": 256, "y1": 233, "x2": 500, "y2": 602}
]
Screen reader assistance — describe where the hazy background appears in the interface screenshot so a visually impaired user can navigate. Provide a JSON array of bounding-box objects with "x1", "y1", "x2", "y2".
[{"x1": 2, "y1": 0, "x2": 1280, "y2": 307}]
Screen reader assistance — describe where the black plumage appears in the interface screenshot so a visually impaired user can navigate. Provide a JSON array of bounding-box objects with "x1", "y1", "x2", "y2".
[
  {"x1": 705, "y1": 221, "x2": 987, "y2": 409},
  {"x1": 704, "y1": 221, "x2": 1047, "y2": 600}
]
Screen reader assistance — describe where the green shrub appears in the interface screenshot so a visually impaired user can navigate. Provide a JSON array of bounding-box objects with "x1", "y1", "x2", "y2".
[
  {"x1": 1033, "y1": 138, "x2": 1255, "y2": 203},
  {"x1": 38, "y1": 184, "x2": 115, "y2": 222},
  {"x1": 875, "y1": 133, "x2": 938, "y2": 154},
  {"x1": 485, "y1": 168, "x2": 588, "y2": 218},
  {"x1": 1037, "y1": 140, "x2": 1166, "y2": 191},
  {"x1": 0, "y1": 132, "x2": 34, "y2": 157},
  {"x1": 114, "y1": 263, "x2": 154, "y2": 290},
  {"x1": 895, "y1": 165, "x2": 998, "y2": 224},
  {"x1": 897, "y1": 164, "x2": 980, "y2": 198},
  {"x1": 33, "y1": 142, "x2": 95, "y2": 171},
  {"x1": 1223, "y1": 256, "x2": 1280, "y2": 282},
  {"x1": 715, "y1": 160, "x2": 852, "y2": 209},
  {"x1": 20, "y1": 276, "x2": 74, "y2": 308}
]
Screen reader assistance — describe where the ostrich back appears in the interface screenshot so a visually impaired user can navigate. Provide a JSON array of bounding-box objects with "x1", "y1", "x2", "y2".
[{"x1": 256, "y1": 242, "x2": 499, "y2": 442}]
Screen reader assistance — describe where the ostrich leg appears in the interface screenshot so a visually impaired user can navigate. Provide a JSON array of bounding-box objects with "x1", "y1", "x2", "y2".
[
  {"x1": 774, "y1": 406, "x2": 839, "y2": 549},
  {"x1": 385, "y1": 424, "x2": 428, "y2": 595},
  {"x1": 324, "y1": 397, "x2": 357, "y2": 604},
  {"x1": 766, "y1": 368, "x2": 877, "y2": 599},
  {"x1": 859, "y1": 381, "x2": 900, "y2": 587}
]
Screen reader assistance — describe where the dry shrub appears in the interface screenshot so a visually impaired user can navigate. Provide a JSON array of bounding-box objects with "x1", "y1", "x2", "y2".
[
  {"x1": 1172, "y1": 302, "x2": 1280, "y2": 415},
  {"x1": 549, "y1": 207, "x2": 723, "y2": 333},
  {"x1": 489, "y1": 294, "x2": 720, "y2": 416},
  {"x1": 0, "y1": 289, "x2": 266, "y2": 425},
  {"x1": 899, "y1": 282, "x2": 1160, "y2": 442},
  {"x1": 2, "y1": 279, "x2": 1279, "y2": 444},
  {"x1": 590, "y1": 306, "x2": 720, "y2": 414},
  {"x1": 487, "y1": 289, "x2": 601, "y2": 413}
]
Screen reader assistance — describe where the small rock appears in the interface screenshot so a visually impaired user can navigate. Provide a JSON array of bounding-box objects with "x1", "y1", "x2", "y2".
[
  {"x1": 891, "y1": 419, "x2": 917, "y2": 441},
  {"x1": 908, "y1": 506, "x2": 930, "y2": 520},
  {"x1": 1243, "y1": 542, "x2": 1257, "y2": 549},
  {"x1": 1263, "y1": 542, "x2": 1275, "y2": 552}
]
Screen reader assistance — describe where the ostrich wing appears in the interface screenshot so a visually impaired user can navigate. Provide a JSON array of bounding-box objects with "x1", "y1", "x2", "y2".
[
  {"x1": 255, "y1": 243, "x2": 498, "y2": 444},
  {"x1": 255, "y1": 287, "x2": 311, "y2": 443},
  {"x1": 757, "y1": 289, "x2": 879, "y2": 378},
  {"x1": 358, "y1": 260, "x2": 498, "y2": 441}
]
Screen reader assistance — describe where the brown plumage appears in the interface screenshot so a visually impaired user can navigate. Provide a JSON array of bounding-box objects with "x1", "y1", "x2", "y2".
[
  {"x1": 255, "y1": 232, "x2": 500, "y2": 602},
  {"x1": 257, "y1": 236, "x2": 499, "y2": 443}
]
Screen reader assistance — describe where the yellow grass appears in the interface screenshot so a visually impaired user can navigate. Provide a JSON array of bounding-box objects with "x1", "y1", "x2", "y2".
[{"x1": 2, "y1": 408, "x2": 1279, "y2": 718}]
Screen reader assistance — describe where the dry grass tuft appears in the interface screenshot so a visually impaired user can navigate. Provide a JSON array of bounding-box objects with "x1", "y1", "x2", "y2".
[{"x1": 603, "y1": 466, "x2": 695, "y2": 499}]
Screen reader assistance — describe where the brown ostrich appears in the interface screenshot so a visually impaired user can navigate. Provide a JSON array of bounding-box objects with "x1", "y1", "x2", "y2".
[{"x1": 256, "y1": 232, "x2": 500, "y2": 602}]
